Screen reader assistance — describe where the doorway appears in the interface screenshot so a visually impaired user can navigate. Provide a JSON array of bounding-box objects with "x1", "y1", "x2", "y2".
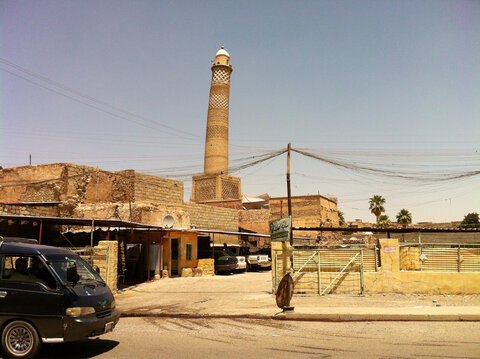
[{"x1": 171, "y1": 238, "x2": 179, "y2": 275}]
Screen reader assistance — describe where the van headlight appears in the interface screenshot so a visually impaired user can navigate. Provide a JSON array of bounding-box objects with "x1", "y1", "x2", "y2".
[
  {"x1": 110, "y1": 300, "x2": 116, "y2": 310},
  {"x1": 66, "y1": 307, "x2": 95, "y2": 316}
]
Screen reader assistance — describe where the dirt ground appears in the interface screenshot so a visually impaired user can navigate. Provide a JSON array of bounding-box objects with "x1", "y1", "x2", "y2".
[{"x1": 115, "y1": 271, "x2": 480, "y2": 316}]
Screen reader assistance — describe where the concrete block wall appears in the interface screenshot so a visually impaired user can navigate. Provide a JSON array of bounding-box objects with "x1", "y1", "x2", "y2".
[{"x1": 94, "y1": 240, "x2": 118, "y2": 291}]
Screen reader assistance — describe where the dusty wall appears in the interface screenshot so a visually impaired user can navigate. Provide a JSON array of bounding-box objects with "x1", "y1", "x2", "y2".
[
  {"x1": 272, "y1": 239, "x2": 480, "y2": 295},
  {"x1": 134, "y1": 173, "x2": 183, "y2": 205},
  {"x1": 94, "y1": 240, "x2": 118, "y2": 291},
  {"x1": 270, "y1": 195, "x2": 339, "y2": 241},
  {"x1": 238, "y1": 209, "x2": 270, "y2": 234},
  {"x1": 1, "y1": 164, "x2": 240, "y2": 241},
  {"x1": 364, "y1": 239, "x2": 480, "y2": 294}
]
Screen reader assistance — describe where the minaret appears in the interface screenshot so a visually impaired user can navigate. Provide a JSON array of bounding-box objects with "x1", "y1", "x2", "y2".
[
  {"x1": 204, "y1": 46, "x2": 233, "y2": 175},
  {"x1": 191, "y1": 46, "x2": 242, "y2": 209}
]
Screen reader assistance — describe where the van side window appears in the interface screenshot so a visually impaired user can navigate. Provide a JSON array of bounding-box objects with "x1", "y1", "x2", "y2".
[{"x1": 1, "y1": 255, "x2": 58, "y2": 290}]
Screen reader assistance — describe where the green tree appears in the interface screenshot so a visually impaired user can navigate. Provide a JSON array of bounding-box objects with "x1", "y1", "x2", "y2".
[
  {"x1": 461, "y1": 212, "x2": 479, "y2": 228},
  {"x1": 396, "y1": 209, "x2": 412, "y2": 228},
  {"x1": 338, "y1": 210, "x2": 346, "y2": 226},
  {"x1": 378, "y1": 215, "x2": 391, "y2": 227},
  {"x1": 369, "y1": 195, "x2": 386, "y2": 224}
]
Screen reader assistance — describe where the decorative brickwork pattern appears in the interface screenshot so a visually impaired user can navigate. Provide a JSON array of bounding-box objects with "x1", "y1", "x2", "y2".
[
  {"x1": 221, "y1": 179, "x2": 240, "y2": 200},
  {"x1": 212, "y1": 68, "x2": 231, "y2": 84},
  {"x1": 208, "y1": 94, "x2": 229, "y2": 109},
  {"x1": 206, "y1": 125, "x2": 228, "y2": 139},
  {"x1": 192, "y1": 177, "x2": 217, "y2": 202}
]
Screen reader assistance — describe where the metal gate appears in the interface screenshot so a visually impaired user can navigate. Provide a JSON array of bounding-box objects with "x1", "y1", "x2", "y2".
[{"x1": 274, "y1": 246, "x2": 376, "y2": 296}]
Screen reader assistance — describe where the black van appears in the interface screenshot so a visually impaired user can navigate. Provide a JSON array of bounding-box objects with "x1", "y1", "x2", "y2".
[{"x1": 0, "y1": 237, "x2": 120, "y2": 359}]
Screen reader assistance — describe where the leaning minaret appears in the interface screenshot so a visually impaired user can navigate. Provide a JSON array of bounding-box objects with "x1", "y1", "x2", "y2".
[
  {"x1": 191, "y1": 46, "x2": 242, "y2": 209},
  {"x1": 204, "y1": 46, "x2": 233, "y2": 175}
]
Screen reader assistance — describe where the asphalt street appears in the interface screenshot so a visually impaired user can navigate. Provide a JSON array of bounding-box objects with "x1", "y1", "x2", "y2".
[{"x1": 7, "y1": 317, "x2": 479, "y2": 359}]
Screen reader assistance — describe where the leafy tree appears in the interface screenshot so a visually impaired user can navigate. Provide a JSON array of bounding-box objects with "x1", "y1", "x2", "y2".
[
  {"x1": 396, "y1": 209, "x2": 412, "y2": 228},
  {"x1": 369, "y1": 195, "x2": 386, "y2": 224},
  {"x1": 338, "y1": 210, "x2": 346, "y2": 226},
  {"x1": 378, "y1": 215, "x2": 391, "y2": 227},
  {"x1": 461, "y1": 212, "x2": 479, "y2": 228}
]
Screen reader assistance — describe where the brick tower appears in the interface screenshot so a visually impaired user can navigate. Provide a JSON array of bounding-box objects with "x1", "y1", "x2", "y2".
[{"x1": 191, "y1": 46, "x2": 242, "y2": 209}]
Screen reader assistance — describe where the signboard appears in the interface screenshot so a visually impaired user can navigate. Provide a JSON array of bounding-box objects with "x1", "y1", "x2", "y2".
[
  {"x1": 384, "y1": 246, "x2": 396, "y2": 253},
  {"x1": 269, "y1": 216, "x2": 292, "y2": 242}
]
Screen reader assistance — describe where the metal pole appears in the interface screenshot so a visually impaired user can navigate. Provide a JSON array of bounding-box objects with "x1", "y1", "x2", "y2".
[
  {"x1": 317, "y1": 250, "x2": 321, "y2": 295},
  {"x1": 147, "y1": 230, "x2": 150, "y2": 281},
  {"x1": 90, "y1": 219, "x2": 94, "y2": 264},
  {"x1": 360, "y1": 249, "x2": 365, "y2": 296},
  {"x1": 212, "y1": 233, "x2": 215, "y2": 259},
  {"x1": 38, "y1": 220, "x2": 43, "y2": 245}
]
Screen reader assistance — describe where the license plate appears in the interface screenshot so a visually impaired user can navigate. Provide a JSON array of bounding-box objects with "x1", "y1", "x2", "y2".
[{"x1": 104, "y1": 322, "x2": 114, "y2": 333}]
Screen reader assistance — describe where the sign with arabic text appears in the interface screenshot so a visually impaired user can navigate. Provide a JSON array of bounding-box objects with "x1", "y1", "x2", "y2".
[{"x1": 269, "y1": 216, "x2": 292, "y2": 242}]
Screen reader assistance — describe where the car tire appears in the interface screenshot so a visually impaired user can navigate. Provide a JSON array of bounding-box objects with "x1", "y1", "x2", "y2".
[{"x1": 1, "y1": 321, "x2": 41, "y2": 359}]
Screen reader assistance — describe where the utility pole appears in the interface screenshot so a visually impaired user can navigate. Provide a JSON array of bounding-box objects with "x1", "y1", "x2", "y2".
[{"x1": 287, "y1": 143, "x2": 293, "y2": 246}]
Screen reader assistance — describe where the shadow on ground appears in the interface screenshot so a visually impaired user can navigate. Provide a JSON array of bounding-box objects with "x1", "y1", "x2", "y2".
[{"x1": 36, "y1": 339, "x2": 119, "y2": 358}]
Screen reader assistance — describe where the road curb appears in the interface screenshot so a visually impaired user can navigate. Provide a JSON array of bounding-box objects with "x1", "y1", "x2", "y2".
[{"x1": 120, "y1": 312, "x2": 480, "y2": 322}]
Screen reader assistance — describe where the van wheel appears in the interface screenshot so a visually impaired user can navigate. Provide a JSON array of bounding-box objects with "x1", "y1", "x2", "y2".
[{"x1": 1, "y1": 321, "x2": 41, "y2": 359}]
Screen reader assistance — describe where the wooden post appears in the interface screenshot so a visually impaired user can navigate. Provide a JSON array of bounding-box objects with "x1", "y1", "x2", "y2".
[{"x1": 287, "y1": 143, "x2": 293, "y2": 246}]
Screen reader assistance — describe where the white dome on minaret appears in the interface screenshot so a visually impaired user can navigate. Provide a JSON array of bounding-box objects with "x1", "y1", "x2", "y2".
[{"x1": 216, "y1": 46, "x2": 230, "y2": 57}]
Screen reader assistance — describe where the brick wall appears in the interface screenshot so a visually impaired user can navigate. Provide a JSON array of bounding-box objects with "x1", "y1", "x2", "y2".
[
  {"x1": 134, "y1": 173, "x2": 183, "y2": 205},
  {"x1": 185, "y1": 202, "x2": 238, "y2": 232},
  {"x1": 270, "y1": 195, "x2": 339, "y2": 240},
  {"x1": 238, "y1": 209, "x2": 270, "y2": 234}
]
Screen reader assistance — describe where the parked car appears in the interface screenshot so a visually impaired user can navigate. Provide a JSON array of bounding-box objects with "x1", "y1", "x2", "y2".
[
  {"x1": 0, "y1": 237, "x2": 120, "y2": 359},
  {"x1": 228, "y1": 247, "x2": 270, "y2": 271},
  {"x1": 213, "y1": 250, "x2": 238, "y2": 274},
  {"x1": 227, "y1": 251, "x2": 247, "y2": 272}
]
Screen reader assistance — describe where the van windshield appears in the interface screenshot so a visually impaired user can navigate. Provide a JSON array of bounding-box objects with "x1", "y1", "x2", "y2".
[{"x1": 45, "y1": 254, "x2": 104, "y2": 285}]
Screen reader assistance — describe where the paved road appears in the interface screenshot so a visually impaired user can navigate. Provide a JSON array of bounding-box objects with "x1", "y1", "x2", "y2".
[{"x1": 9, "y1": 318, "x2": 479, "y2": 359}]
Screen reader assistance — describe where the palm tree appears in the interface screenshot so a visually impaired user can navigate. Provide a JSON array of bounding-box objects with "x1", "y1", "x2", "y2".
[
  {"x1": 338, "y1": 210, "x2": 346, "y2": 226},
  {"x1": 378, "y1": 215, "x2": 391, "y2": 227},
  {"x1": 396, "y1": 209, "x2": 412, "y2": 228},
  {"x1": 369, "y1": 195, "x2": 386, "y2": 224}
]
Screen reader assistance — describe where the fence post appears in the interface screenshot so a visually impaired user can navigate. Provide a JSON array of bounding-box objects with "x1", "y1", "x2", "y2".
[
  {"x1": 457, "y1": 245, "x2": 461, "y2": 273},
  {"x1": 317, "y1": 250, "x2": 321, "y2": 295},
  {"x1": 360, "y1": 249, "x2": 365, "y2": 296}
]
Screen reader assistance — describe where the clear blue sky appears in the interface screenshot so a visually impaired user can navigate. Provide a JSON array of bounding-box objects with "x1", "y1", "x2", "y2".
[{"x1": 1, "y1": 0, "x2": 479, "y2": 223}]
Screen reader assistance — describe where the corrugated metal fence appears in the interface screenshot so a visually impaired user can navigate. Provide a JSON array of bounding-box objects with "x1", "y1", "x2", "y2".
[{"x1": 400, "y1": 244, "x2": 480, "y2": 272}]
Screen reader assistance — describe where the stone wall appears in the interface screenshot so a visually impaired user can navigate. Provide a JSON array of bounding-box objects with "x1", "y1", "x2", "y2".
[
  {"x1": 94, "y1": 240, "x2": 118, "y2": 291},
  {"x1": 0, "y1": 203, "x2": 59, "y2": 217}
]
